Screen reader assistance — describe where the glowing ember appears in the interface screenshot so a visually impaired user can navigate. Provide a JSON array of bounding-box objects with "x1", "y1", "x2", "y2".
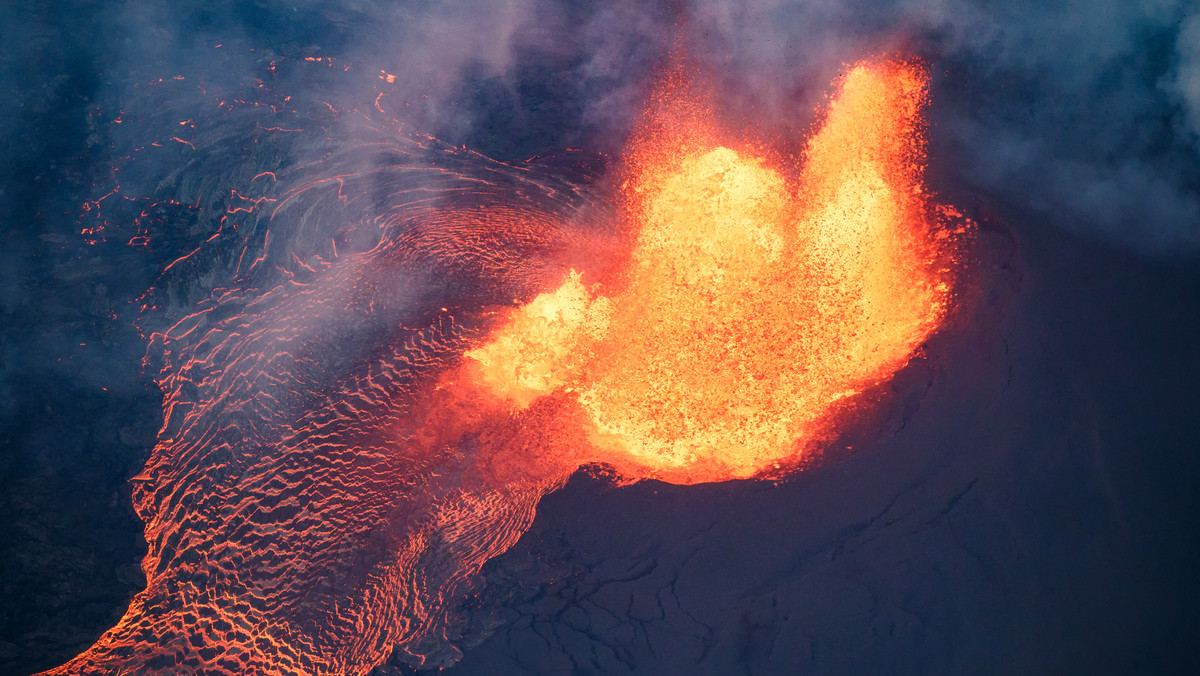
[{"x1": 466, "y1": 60, "x2": 962, "y2": 483}]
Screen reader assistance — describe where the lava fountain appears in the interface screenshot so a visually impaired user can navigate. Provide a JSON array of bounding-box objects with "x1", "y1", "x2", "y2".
[
  {"x1": 42, "y1": 59, "x2": 970, "y2": 675},
  {"x1": 467, "y1": 59, "x2": 965, "y2": 483}
]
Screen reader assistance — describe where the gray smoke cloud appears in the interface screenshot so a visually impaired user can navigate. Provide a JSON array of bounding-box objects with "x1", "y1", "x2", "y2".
[
  {"x1": 335, "y1": 0, "x2": 1200, "y2": 257},
  {"x1": 17, "y1": 0, "x2": 1193, "y2": 256},
  {"x1": 5, "y1": 0, "x2": 1200, "y2": 267},
  {"x1": 314, "y1": 0, "x2": 1200, "y2": 257},
  {"x1": 609, "y1": 0, "x2": 1200, "y2": 257}
]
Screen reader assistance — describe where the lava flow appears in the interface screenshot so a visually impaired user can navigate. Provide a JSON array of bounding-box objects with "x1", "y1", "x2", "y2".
[
  {"x1": 43, "y1": 58, "x2": 970, "y2": 676},
  {"x1": 466, "y1": 59, "x2": 966, "y2": 484}
]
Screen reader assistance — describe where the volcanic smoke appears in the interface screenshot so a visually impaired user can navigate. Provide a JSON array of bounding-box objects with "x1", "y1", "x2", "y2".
[{"x1": 42, "y1": 58, "x2": 970, "y2": 675}]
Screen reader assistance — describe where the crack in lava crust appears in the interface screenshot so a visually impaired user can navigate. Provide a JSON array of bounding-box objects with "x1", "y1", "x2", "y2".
[{"x1": 42, "y1": 58, "x2": 973, "y2": 676}]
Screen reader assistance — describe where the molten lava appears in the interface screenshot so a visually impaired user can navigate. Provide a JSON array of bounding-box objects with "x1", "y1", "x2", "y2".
[
  {"x1": 42, "y1": 58, "x2": 971, "y2": 676},
  {"x1": 466, "y1": 60, "x2": 963, "y2": 483}
]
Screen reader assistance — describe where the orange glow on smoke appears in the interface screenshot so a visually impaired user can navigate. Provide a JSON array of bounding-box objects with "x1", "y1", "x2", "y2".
[{"x1": 467, "y1": 60, "x2": 962, "y2": 483}]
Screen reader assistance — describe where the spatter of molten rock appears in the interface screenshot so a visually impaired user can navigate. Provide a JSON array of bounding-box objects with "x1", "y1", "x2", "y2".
[{"x1": 466, "y1": 60, "x2": 965, "y2": 484}]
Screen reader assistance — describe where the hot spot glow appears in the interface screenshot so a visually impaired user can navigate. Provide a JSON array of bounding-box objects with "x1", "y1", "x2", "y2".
[{"x1": 466, "y1": 60, "x2": 964, "y2": 483}]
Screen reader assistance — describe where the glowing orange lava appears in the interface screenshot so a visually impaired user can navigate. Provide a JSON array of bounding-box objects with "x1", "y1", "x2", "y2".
[
  {"x1": 40, "y1": 57, "x2": 972, "y2": 676},
  {"x1": 466, "y1": 60, "x2": 965, "y2": 484}
]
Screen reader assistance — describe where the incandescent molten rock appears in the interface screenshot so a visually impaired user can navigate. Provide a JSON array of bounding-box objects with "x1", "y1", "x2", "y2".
[
  {"x1": 43, "y1": 59, "x2": 971, "y2": 675},
  {"x1": 468, "y1": 61, "x2": 967, "y2": 484}
]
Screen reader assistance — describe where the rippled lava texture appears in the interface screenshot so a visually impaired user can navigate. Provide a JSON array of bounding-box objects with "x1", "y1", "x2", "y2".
[{"x1": 42, "y1": 60, "x2": 971, "y2": 675}]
